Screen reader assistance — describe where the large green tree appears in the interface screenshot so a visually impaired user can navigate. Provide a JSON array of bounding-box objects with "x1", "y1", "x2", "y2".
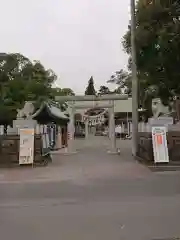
[
  {"x1": 123, "y1": 0, "x2": 180, "y2": 105},
  {"x1": 107, "y1": 69, "x2": 158, "y2": 118},
  {"x1": 85, "y1": 76, "x2": 96, "y2": 95},
  {"x1": 0, "y1": 53, "x2": 57, "y2": 123},
  {"x1": 107, "y1": 70, "x2": 132, "y2": 95}
]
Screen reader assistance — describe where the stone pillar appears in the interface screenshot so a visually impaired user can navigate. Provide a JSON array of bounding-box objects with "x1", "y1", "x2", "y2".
[
  {"x1": 85, "y1": 119, "x2": 89, "y2": 139},
  {"x1": 108, "y1": 111, "x2": 111, "y2": 139},
  {"x1": 67, "y1": 105, "x2": 76, "y2": 153},
  {"x1": 108, "y1": 101, "x2": 116, "y2": 153},
  {"x1": 55, "y1": 126, "x2": 62, "y2": 149},
  {"x1": 0, "y1": 125, "x2": 4, "y2": 135}
]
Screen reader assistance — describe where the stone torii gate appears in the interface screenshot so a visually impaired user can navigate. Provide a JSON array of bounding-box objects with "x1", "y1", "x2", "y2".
[{"x1": 55, "y1": 94, "x2": 128, "y2": 153}]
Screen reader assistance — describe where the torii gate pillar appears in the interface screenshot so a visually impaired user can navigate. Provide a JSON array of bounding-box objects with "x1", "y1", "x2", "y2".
[
  {"x1": 85, "y1": 119, "x2": 89, "y2": 140},
  {"x1": 108, "y1": 101, "x2": 116, "y2": 153},
  {"x1": 67, "y1": 104, "x2": 76, "y2": 153}
]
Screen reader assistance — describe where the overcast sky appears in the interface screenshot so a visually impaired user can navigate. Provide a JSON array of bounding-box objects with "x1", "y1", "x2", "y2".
[{"x1": 1, "y1": 0, "x2": 130, "y2": 94}]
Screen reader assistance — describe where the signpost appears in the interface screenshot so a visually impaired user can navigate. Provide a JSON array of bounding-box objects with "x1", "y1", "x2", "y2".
[
  {"x1": 152, "y1": 126, "x2": 169, "y2": 163},
  {"x1": 19, "y1": 128, "x2": 35, "y2": 165}
]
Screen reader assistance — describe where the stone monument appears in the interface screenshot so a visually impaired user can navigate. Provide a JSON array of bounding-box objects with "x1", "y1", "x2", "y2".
[
  {"x1": 13, "y1": 101, "x2": 37, "y2": 132},
  {"x1": 16, "y1": 101, "x2": 35, "y2": 119},
  {"x1": 148, "y1": 98, "x2": 174, "y2": 129},
  {"x1": 151, "y1": 98, "x2": 170, "y2": 118}
]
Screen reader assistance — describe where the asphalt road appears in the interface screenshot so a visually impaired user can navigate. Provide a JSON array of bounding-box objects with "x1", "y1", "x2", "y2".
[{"x1": 0, "y1": 138, "x2": 180, "y2": 240}]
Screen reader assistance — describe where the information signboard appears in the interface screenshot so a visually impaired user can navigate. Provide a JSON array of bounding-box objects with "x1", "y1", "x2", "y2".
[
  {"x1": 19, "y1": 128, "x2": 35, "y2": 165},
  {"x1": 152, "y1": 126, "x2": 169, "y2": 163}
]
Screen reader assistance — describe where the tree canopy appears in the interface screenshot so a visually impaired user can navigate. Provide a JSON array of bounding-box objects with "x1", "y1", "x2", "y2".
[
  {"x1": 50, "y1": 87, "x2": 75, "y2": 98},
  {"x1": 98, "y1": 85, "x2": 111, "y2": 95},
  {"x1": 107, "y1": 68, "x2": 157, "y2": 118},
  {"x1": 0, "y1": 53, "x2": 74, "y2": 124},
  {"x1": 122, "y1": 0, "x2": 180, "y2": 105},
  {"x1": 85, "y1": 76, "x2": 96, "y2": 95},
  {"x1": 107, "y1": 70, "x2": 132, "y2": 95}
]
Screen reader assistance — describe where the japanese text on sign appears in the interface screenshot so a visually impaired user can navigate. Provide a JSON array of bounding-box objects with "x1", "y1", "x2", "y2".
[
  {"x1": 19, "y1": 128, "x2": 35, "y2": 165},
  {"x1": 152, "y1": 126, "x2": 169, "y2": 163}
]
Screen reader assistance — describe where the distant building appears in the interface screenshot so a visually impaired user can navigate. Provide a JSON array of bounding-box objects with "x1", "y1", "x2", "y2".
[{"x1": 73, "y1": 97, "x2": 172, "y2": 124}]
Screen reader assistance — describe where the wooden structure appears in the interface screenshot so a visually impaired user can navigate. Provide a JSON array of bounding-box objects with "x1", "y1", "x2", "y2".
[
  {"x1": 32, "y1": 102, "x2": 69, "y2": 125},
  {"x1": 0, "y1": 135, "x2": 45, "y2": 166},
  {"x1": 137, "y1": 131, "x2": 180, "y2": 164},
  {"x1": 0, "y1": 101, "x2": 69, "y2": 167},
  {"x1": 32, "y1": 101, "x2": 69, "y2": 147}
]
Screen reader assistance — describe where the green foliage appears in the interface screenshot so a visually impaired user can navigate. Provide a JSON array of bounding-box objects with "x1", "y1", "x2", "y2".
[
  {"x1": 51, "y1": 87, "x2": 75, "y2": 97},
  {"x1": 107, "y1": 70, "x2": 132, "y2": 95},
  {"x1": 122, "y1": 0, "x2": 180, "y2": 104},
  {"x1": 0, "y1": 53, "x2": 57, "y2": 123},
  {"x1": 107, "y1": 68, "x2": 157, "y2": 118},
  {"x1": 85, "y1": 76, "x2": 96, "y2": 95},
  {"x1": 98, "y1": 85, "x2": 110, "y2": 95},
  {"x1": 49, "y1": 87, "x2": 75, "y2": 107}
]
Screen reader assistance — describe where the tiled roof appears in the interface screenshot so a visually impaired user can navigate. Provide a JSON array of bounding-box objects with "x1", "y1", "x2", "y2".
[{"x1": 32, "y1": 101, "x2": 69, "y2": 120}]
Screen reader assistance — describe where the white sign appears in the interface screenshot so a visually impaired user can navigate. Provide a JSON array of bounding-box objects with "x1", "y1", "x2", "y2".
[
  {"x1": 152, "y1": 126, "x2": 169, "y2": 163},
  {"x1": 19, "y1": 128, "x2": 35, "y2": 165}
]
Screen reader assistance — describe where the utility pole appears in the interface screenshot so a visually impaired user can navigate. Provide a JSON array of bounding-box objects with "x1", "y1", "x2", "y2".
[{"x1": 131, "y1": 0, "x2": 138, "y2": 156}]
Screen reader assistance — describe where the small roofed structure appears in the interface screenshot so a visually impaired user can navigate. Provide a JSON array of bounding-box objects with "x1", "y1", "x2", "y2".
[
  {"x1": 32, "y1": 101, "x2": 69, "y2": 148},
  {"x1": 31, "y1": 101, "x2": 69, "y2": 125}
]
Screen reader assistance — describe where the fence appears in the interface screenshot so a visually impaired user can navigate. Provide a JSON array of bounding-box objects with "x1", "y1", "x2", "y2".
[
  {"x1": 114, "y1": 121, "x2": 180, "y2": 135},
  {"x1": 114, "y1": 122, "x2": 149, "y2": 134},
  {"x1": 0, "y1": 124, "x2": 54, "y2": 135},
  {"x1": 138, "y1": 122, "x2": 152, "y2": 132},
  {"x1": 138, "y1": 122, "x2": 180, "y2": 132},
  {"x1": 0, "y1": 124, "x2": 60, "y2": 152},
  {"x1": 137, "y1": 131, "x2": 180, "y2": 163},
  {"x1": 0, "y1": 123, "x2": 65, "y2": 166},
  {"x1": 114, "y1": 122, "x2": 151, "y2": 134}
]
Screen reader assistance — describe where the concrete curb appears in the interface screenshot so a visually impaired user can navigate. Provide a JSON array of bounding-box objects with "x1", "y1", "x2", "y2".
[{"x1": 135, "y1": 156, "x2": 180, "y2": 172}]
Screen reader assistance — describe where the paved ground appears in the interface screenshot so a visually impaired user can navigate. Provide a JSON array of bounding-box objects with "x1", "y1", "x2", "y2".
[{"x1": 0, "y1": 137, "x2": 180, "y2": 239}]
